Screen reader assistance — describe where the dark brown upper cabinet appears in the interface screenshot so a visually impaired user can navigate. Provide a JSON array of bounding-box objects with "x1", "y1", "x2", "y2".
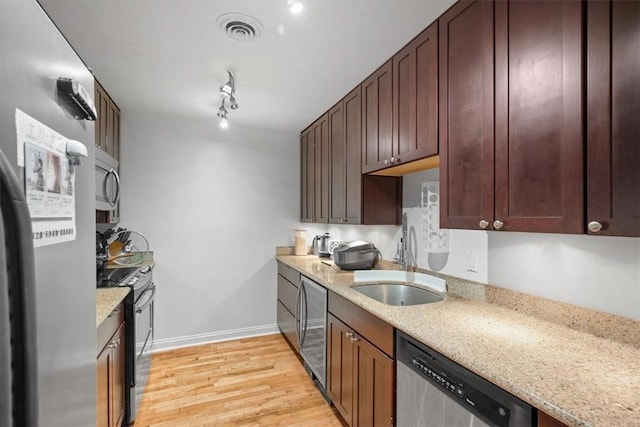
[
  {"x1": 441, "y1": 0, "x2": 584, "y2": 234},
  {"x1": 300, "y1": 115, "x2": 329, "y2": 224},
  {"x1": 326, "y1": 86, "x2": 401, "y2": 226},
  {"x1": 313, "y1": 114, "x2": 330, "y2": 223},
  {"x1": 439, "y1": 0, "x2": 495, "y2": 231},
  {"x1": 362, "y1": 61, "x2": 394, "y2": 174},
  {"x1": 393, "y1": 21, "x2": 439, "y2": 166},
  {"x1": 330, "y1": 87, "x2": 363, "y2": 224},
  {"x1": 300, "y1": 128, "x2": 313, "y2": 223},
  {"x1": 94, "y1": 79, "x2": 121, "y2": 161},
  {"x1": 586, "y1": 0, "x2": 640, "y2": 237}
]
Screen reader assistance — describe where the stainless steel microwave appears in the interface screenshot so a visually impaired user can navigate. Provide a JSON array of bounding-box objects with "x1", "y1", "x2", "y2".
[{"x1": 95, "y1": 147, "x2": 120, "y2": 212}]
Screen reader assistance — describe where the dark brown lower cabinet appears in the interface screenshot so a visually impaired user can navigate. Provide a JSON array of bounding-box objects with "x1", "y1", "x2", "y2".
[
  {"x1": 276, "y1": 262, "x2": 301, "y2": 352},
  {"x1": 327, "y1": 292, "x2": 394, "y2": 427},
  {"x1": 97, "y1": 305, "x2": 125, "y2": 427}
]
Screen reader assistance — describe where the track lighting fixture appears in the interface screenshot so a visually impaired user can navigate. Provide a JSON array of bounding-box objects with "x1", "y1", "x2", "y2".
[
  {"x1": 217, "y1": 70, "x2": 237, "y2": 129},
  {"x1": 216, "y1": 99, "x2": 228, "y2": 129}
]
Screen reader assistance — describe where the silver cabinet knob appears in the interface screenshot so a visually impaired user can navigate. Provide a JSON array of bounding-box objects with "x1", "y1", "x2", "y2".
[
  {"x1": 588, "y1": 221, "x2": 603, "y2": 233},
  {"x1": 345, "y1": 332, "x2": 353, "y2": 338},
  {"x1": 350, "y1": 335, "x2": 360, "y2": 343},
  {"x1": 493, "y1": 220, "x2": 504, "y2": 230},
  {"x1": 479, "y1": 220, "x2": 489, "y2": 229},
  {"x1": 390, "y1": 157, "x2": 396, "y2": 164},
  {"x1": 384, "y1": 159, "x2": 390, "y2": 165}
]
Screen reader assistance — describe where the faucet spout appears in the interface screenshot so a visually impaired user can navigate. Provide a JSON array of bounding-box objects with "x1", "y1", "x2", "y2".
[{"x1": 393, "y1": 213, "x2": 411, "y2": 271}]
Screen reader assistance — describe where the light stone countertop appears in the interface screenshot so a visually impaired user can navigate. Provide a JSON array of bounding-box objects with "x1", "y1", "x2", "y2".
[
  {"x1": 277, "y1": 255, "x2": 640, "y2": 427},
  {"x1": 96, "y1": 287, "x2": 130, "y2": 327}
]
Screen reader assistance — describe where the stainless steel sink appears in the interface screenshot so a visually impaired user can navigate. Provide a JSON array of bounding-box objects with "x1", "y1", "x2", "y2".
[{"x1": 351, "y1": 283, "x2": 443, "y2": 306}]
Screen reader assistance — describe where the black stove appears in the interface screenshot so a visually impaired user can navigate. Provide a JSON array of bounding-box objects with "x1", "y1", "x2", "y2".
[
  {"x1": 97, "y1": 266, "x2": 138, "y2": 288},
  {"x1": 97, "y1": 265, "x2": 153, "y2": 302}
]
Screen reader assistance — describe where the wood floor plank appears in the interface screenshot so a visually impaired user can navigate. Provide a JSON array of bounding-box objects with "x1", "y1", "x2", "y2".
[{"x1": 133, "y1": 334, "x2": 344, "y2": 426}]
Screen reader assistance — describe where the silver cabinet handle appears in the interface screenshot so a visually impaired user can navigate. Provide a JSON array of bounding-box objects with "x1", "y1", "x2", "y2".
[
  {"x1": 345, "y1": 332, "x2": 353, "y2": 338},
  {"x1": 588, "y1": 221, "x2": 603, "y2": 233},
  {"x1": 350, "y1": 335, "x2": 360, "y2": 343},
  {"x1": 384, "y1": 159, "x2": 390, "y2": 165},
  {"x1": 493, "y1": 220, "x2": 504, "y2": 230},
  {"x1": 479, "y1": 220, "x2": 489, "y2": 229},
  {"x1": 390, "y1": 157, "x2": 396, "y2": 164}
]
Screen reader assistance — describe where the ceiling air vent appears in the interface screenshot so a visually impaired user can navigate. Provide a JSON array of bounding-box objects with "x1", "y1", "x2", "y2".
[{"x1": 216, "y1": 13, "x2": 264, "y2": 42}]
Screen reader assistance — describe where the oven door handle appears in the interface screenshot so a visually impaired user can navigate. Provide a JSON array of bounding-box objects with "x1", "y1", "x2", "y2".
[{"x1": 135, "y1": 284, "x2": 156, "y2": 313}]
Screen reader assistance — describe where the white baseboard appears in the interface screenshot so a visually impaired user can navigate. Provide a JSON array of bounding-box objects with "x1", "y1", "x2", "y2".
[{"x1": 150, "y1": 323, "x2": 280, "y2": 353}]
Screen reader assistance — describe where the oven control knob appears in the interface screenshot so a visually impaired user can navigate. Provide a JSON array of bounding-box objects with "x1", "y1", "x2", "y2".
[{"x1": 140, "y1": 266, "x2": 150, "y2": 274}]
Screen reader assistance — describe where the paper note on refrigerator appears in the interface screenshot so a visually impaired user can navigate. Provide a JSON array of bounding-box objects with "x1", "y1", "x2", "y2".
[{"x1": 16, "y1": 109, "x2": 76, "y2": 247}]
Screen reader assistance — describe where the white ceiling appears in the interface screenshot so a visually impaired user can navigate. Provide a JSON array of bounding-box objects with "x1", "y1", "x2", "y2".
[{"x1": 39, "y1": 0, "x2": 456, "y2": 132}]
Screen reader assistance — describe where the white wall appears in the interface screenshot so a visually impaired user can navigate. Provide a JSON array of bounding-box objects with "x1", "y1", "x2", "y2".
[
  {"x1": 402, "y1": 169, "x2": 640, "y2": 320},
  {"x1": 120, "y1": 111, "x2": 303, "y2": 350}
]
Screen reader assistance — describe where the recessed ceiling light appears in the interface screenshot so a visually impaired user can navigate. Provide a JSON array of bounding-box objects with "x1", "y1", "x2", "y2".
[
  {"x1": 287, "y1": 0, "x2": 303, "y2": 14},
  {"x1": 216, "y1": 13, "x2": 264, "y2": 42}
]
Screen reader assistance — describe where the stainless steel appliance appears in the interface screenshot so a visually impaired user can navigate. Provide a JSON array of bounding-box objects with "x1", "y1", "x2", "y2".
[
  {"x1": 333, "y1": 240, "x2": 379, "y2": 270},
  {"x1": 297, "y1": 276, "x2": 328, "y2": 397},
  {"x1": 396, "y1": 331, "x2": 535, "y2": 427},
  {"x1": 312, "y1": 232, "x2": 331, "y2": 258},
  {"x1": 97, "y1": 264, "x2": 154, "y2": 423},
  {"x1": 95, "y1": 147, "x2": 120, "y2": 212},
  {"x1": 0, "y1": 2, "x2": 97, "y2": 424}
]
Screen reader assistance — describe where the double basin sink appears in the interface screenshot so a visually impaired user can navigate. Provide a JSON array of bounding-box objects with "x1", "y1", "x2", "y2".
[{"x1": 350, "y1": 270, "x2": 445, "y2": 306}]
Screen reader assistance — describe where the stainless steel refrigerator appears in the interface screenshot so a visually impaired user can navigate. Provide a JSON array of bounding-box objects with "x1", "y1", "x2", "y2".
[{"x1": 0, "y1": 1, "x2": 97, "y2": 425}]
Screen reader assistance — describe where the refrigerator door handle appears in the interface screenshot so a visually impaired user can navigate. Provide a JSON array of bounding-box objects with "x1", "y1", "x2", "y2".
[{"x1": 0, "y1": 151, "x2": 38, "y2": 426}]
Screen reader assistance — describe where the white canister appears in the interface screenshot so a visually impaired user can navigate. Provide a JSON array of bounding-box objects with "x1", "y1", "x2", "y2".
[{"x1": 294, "y1": 229, "x2": 307, "y2": 256}]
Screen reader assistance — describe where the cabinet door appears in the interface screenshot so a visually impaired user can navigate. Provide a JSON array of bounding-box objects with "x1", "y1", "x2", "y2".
[
  {"x1": 300, "y1": 129, "x2": 313, "y2": 222},
  {"x1": 330, "y1": 87, "x2": 363, "y2": 225},
  {"x1": 327, "y1": 314, "x2": 354, "y2": 426},
  {"x1": 353, "y1": 335, "x2": 394, "y2": 427},
  {"x1": 112, "y1": 323, "x2": 126, "y2": 427},
  {"x1": 329, "y1": 101, "x2": 345, "y2": 223},
  {"x1": 344, "y1": 87, "x2": 363, "y2": 224},
  {"x1": 362, "y1": 60, "x2": 393, "y2": 173},
  {"x1": 97, "y1": 345, "x2": 110, "y2": 427},
  {"x1": 439, "y1": 1, "x2": 495, "y2": 230},
  {"x1": 494, "y1": 0, "x2": 584, "y2": 233},
  {"x1": 111, "y1": 104, "x2": 120, "y2": 161},
  {"x1": 587, "y1": 0, "x2": 640, "y2": 237},
  {"x1": 393, "y1": 21, "x2": 438, "y2": 165},
  {"x1": 95, "y1": 81, "x2": 109, "y2": 151},
  {"x1": 313, "y1": 115, "x2": 330, "y2": 223}
]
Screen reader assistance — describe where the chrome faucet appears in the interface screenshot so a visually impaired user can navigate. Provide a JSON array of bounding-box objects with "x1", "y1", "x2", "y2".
[{"x1": 394, "y1": 213, "x2": 412, "y2": 270}]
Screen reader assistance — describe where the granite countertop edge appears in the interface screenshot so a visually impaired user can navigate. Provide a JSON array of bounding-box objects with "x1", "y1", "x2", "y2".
[
  {"x1": 276, "y1": 255, "x2": 640, "y2": 427},
  {"x1": 96, "y1": 287, "x2": 130, "y2": 327}
]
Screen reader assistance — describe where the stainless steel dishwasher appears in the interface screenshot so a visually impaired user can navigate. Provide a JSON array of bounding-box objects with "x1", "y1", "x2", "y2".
[{"x1": 396, "y1": 331, "x2": 535, "y2": 427}]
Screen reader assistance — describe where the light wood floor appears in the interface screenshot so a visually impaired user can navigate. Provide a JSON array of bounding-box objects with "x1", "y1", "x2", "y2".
[{"x1": 133, "y1": 334, "x2": 344, "y2": 426}]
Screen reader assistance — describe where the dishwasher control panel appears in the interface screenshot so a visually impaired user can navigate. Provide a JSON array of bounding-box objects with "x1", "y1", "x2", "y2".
[{"x1": 410, "y1": 355, "x2": 510, "y2": 427}]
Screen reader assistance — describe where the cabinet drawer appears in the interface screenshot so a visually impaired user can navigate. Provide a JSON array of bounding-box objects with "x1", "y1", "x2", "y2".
[
  {"x1": 278, "y1": 261, "x2": 301, "y2": 285},
  {"x1": 329, "y1": 292, "x2": 394, "y2": 357},
  {"x1": 277, "y1": 301, "x2": 300, "y2": 353},
  {"x1": 278, "y1": 274, "x2": 299, "y2": 314},
  {"x1": 97, "y1": 301, "x2": 124, "y2": 353}
]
